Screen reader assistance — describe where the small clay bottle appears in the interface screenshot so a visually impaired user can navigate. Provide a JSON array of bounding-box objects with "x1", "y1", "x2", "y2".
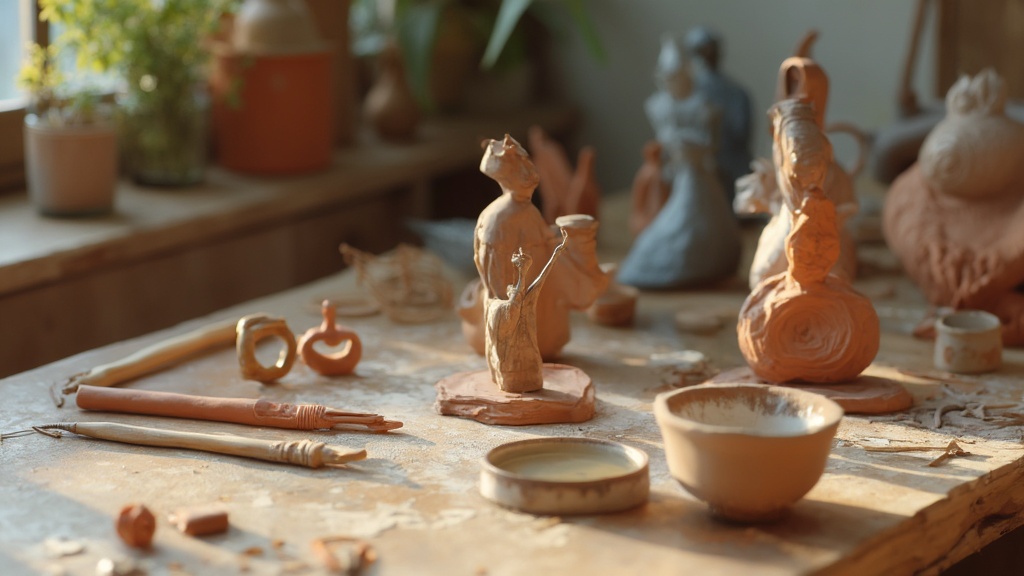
[{"x1": 364, "y1": 40, "x2": 420, "y2": 141}]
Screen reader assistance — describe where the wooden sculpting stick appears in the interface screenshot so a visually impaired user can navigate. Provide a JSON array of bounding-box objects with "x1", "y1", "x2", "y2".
[
  {"x1": 76, "y1": 385, "x2": 403, "y2": 432},
  {"x1": 32, "y1": 422, "x2": 367, "y2": 469}
]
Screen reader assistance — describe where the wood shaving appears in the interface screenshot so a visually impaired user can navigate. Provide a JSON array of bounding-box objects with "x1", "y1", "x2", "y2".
[
  {"x1": 933, "y1": 404, "x2": 965, "y2": 428},
  {"x1": 928, "y1": 440, "x2": 971, "y2": 467}
]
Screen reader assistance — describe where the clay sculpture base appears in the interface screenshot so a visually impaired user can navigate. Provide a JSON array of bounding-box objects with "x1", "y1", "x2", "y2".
[
  {"x1": 706, "y1": 367, "x2": 913, "y2": 415},
  {"x1": 434, "y1": 363, "x2": 595, "y2": 425}
]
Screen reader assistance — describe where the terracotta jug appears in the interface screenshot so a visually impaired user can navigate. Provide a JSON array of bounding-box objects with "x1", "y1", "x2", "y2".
[{"x1": 363, "y1": 41, "x2": 420, "y2": 141}]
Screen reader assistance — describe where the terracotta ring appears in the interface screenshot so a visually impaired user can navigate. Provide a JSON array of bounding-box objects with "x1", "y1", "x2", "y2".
[{"x1": 236, "y1": 314, "x2": 297, "y2": 382}]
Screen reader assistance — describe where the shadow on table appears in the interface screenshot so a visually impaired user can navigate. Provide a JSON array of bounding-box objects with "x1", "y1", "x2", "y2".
[{"x1": 563, "y1": 490, "x2": 908, "y2": 570}]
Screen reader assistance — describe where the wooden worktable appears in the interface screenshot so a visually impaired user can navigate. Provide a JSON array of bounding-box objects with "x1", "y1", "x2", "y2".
[{"x1": 3, "y1": 203, "x2": 1024, "y2": 575}]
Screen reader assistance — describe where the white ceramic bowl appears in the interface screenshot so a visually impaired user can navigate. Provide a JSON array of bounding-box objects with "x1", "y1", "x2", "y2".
[
  {"x1": 654, "y1": 383, "x2": 843, "y2": 522},
  {"x1": 480, "y1": 437, "x2": 649, "y2": 515}
]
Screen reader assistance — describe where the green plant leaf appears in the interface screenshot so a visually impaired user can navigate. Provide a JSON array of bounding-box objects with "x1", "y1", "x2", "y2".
[
  {"x1": 481, "y1": 0, "x2": 533, "y2": 69},
  {"x1": 565, "y1": 0, "x2": 606, "y2": 64},
  {"x1": 396, "y1": 0, "x2": 444, "y2": 107}
]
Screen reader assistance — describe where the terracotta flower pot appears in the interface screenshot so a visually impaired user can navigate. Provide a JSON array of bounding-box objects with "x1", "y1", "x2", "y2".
[
  {"x1": 23, "y1": 116, "x2": 118, "y2": 216},
  {"x1": 211, "y1": 49, "x2": 334, "y2": 174}
]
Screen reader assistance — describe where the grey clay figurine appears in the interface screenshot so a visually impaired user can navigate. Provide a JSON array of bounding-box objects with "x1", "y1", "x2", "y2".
[
  {"x1": 685, "y1": 27, "x2": 753, "y2": 203},
  {"x1": 617, "y1": 35, "x2": 741, "y2": 289}
]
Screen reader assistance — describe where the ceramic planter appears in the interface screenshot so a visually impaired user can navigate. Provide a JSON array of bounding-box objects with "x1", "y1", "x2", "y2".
[{"x1": 23, "y1": 115, "x2": 118, "y2": 216}]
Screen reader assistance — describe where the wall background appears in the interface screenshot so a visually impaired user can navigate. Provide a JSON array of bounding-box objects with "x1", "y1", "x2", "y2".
[{"x1": 547, "y1": 0, "x2": 939, "y2": 192}]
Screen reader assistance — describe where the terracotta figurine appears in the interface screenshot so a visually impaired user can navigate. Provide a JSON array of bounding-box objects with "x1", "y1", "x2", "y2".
[
  {"x1": 734, "y1": 32, "x2": 861, "y2": 289},
  {"x1": 458, "y1": 135, "x2": 609, "y2": 360},
  {"x1": 486, "y1": 232, "x2": 568, "y2": 393},
  {"x1": 684, "y1": 26, "x2": 753, "y2": 204},
  {"x1": 617, "y1": 35, "x2": 740, "y2": 289},
  {"x1": 884, "y1": 69, "x2": 1024, "y2": 345},
  {"x1": 737, "y1": 99, "x2": 879, "y2": 383},
  {"x1": 528, "y1": 126, "x2": 601, "y2": 223},
  {"x1": 628, "y1": 141, "x2": 670, "y2": 237}
]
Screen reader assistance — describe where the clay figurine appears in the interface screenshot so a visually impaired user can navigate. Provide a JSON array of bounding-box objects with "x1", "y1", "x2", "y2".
[
  {"x1": 617, "y1": 35, "x2": 740, "y2": 289},
  {"x1": 884, "y1": 69, "x2": 1024, "y2": 345},
  {"x1": 734, "y1": 32, "x2": 862, "y2": 289},
  {"x1": 737, "y1": 99, "x2": 879, "y2": 383},
  {"x1": 684, "y1": 26, "x2": 753, "y2": 203},
  {"x1": 628, "y1": 141, "x2": 670, "y2": 237},
  {"x1": 363, "y1": 40, "x2": 419, "y2": 141},
  {"x1": 528, "y1": 126, "x2": 601, "y2": 223},
  {"x1": 486, "y1": 232, "x2": 568, "y2": 393},
  {"x1": 458, "y1": 135, "x2": 609, "y2": 360}
]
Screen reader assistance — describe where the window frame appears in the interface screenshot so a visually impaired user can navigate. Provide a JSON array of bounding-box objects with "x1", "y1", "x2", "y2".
[{"x1": 0, "y1": 0, "x2": 47, "y2": 193}]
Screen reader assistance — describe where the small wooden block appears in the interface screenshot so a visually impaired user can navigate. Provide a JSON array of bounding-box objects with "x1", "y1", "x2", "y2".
[
  {"x1": 434, "y1": 363, "x2": 595, "y2": 425},
  {"x1": 706, "y1": 367, "x2": 914, "y2": 414}
]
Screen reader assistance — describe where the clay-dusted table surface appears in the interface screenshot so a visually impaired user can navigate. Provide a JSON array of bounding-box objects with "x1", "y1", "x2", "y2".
[{"x1": 4, "y1": 237, "x2": 1024, "y2": 575}]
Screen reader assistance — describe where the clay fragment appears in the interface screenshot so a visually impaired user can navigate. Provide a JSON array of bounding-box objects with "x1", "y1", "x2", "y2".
[
  {"x1": 311, "y1": 536, "x2": 376, "y2": 575},
  {"x1": 169, "y1": 504, "x2": 229, "y2": 536},
  {"x1": 116, "y1": 504, "x2": 156, "y2": 549}
]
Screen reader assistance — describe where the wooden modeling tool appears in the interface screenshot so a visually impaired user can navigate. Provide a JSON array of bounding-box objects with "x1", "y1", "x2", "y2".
[
  {"x1": 75, "y1": 385, "x2": 403, "y2": 432},
  {"x1": 8, "y1": 422, "x2": 367, "y2": 469}
]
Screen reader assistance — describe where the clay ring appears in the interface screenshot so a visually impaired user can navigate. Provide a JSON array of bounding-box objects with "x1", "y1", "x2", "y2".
[{"x1": 236, "y1": 314, "x2": 297, "y2": 382}]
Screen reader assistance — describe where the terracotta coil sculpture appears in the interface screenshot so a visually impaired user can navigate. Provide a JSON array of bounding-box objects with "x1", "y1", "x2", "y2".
[
  {"x1": 299, "y1": 300, "x2": 363, "y2": 376},
  {"x1": 236, "y1": 313, "x2": 297, "y2": 382},
  {"x1": 737, "y1": 99, "x2": 878, "y2": 383},
  {"x1": 884, "y1": 69, "x2": 1024, "y2": 345}
]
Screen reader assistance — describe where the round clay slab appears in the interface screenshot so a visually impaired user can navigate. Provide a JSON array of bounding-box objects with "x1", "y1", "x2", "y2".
[{"x1": 480, "y1": 437, "x2": 649, "y2": 515}]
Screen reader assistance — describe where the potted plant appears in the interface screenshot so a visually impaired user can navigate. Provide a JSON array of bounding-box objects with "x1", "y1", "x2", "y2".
[
  {"x1": 39, "y1": 0, "x2": 237, "y2": 186},
  {"x1": 18, "y1": 43, "x2": 118, "y2": 216},
  {"x1": 351, "y1": 0, "x2": 605, "y2": 112}
]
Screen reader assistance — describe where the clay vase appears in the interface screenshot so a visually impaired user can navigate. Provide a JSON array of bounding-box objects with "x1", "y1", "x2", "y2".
[
  {"x1": 211, "y1": 0, "x2": 334, "y2": 174},
  {"x1": 363, "y1": 41, "x2": 420, "y2": 142},
  {"x1": 738, "y1": 100, "x2": 878, "y2": 383},
  {"x1": 883, "y1": 69, "x2": 1024, "y2": 345}
]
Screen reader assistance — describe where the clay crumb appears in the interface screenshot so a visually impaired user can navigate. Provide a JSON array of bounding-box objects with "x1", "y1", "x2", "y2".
[
  {"x1": 928, "y1": 440, "x2": 971, "y2": 467},
  {"x1": 311, "y1": 536, "x2": 376, "y2": 575},
  {"x1": 242, "y1": 546, "x2": 263, "y2": 557},
  {"x1": 168, "y1": 504, "x2": 229, "y2": 536},
  {"x1": 43, "y1": 537, "x2": 85, "y2": 558}
]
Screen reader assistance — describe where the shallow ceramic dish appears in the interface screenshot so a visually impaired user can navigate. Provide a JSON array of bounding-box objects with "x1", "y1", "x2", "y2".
[
  {"x1": 480, "y1": 437, "x2": 649, "y2": 515},
  {"x1": 654, "y1": 383, "x2": 843, "y2": 522}
]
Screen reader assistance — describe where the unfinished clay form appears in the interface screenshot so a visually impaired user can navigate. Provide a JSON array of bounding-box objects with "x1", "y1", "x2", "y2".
[
  {"x1": 734, "y1": 33, "x2": 860, "y2": 289},
  {"x1": 299, "y1": 300, "x2": 363, "y2": 376},
  {"x1": 236, "y1": 314, "x2": 297, "y2": 382},
  {"x1": 458, "y1": 135, "x2": 609, "y2": 359},
  {"x1": 654, "y1": 383, "x2": 842, "y2": 522},
  {"x1": 617, "y1": 35, "x2": 741, "y2": 289},
  {"x1": 486, "y1": 235, "x2": 568, "y2": 393},
  {"x1": 685, "y1": 26, "x2": 753, "y2": 203},
  {"x1": 480, "y1": 438, "x2": 649, "y2": 515},
  {"x1": 933, "y1": 310, "x2": 1002, "y2": 374},
  {"x1": 737, "y1": 99, "x2": 879, "y2": 384},
  {"x1": 528, "y1": 126, "x2": 601, "y2": 223},
  {"x1": 629, "y1": 141, "x2": 670, "y2": 237},
  {"x1": 434, "y1": 363, "x2": 595, "y2": 425},
  {"x1": 588, "y1": 283, "x2": 639, "y2": 327},
  {"x1": 364, "y1": 40, "x2": 419, "y2": 141},
  {"x1": 883, "y1": 69, "x2": 1024, "y2": 345},
  {"x1": 340, "y1": 243, "x2": 453, "y2": 324}
]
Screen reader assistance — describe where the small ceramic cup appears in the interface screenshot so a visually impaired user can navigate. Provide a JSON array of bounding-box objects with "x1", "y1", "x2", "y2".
[{"x1": 933, "y1": 310, "x2": 1002, "y2": 374}]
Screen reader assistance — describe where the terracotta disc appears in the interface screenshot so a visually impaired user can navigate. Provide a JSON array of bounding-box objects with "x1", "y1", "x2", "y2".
[
  {"x1": 705, "y1": 367, "x2": 914, "y2": 414},
  {"x1": 434, "y1": 363, "x2": 595, "y2": 425}
]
